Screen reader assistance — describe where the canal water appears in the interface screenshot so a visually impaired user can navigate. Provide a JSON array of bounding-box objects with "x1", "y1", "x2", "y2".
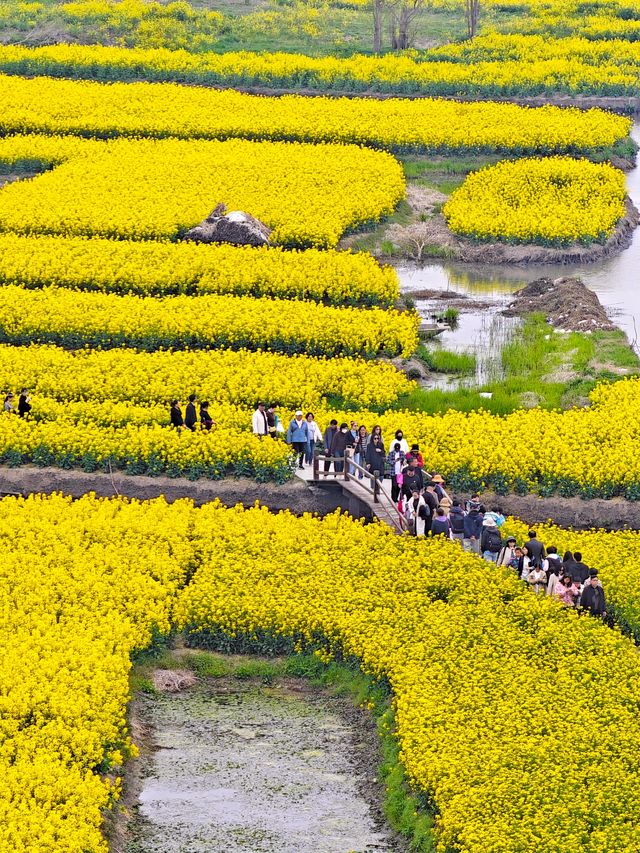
[
  {"x1": 398, "y1": 123, "x2": 640, "y2": 356},
  {"x1": 125, "y1": 683, "x2": 397, "y2": 853}
]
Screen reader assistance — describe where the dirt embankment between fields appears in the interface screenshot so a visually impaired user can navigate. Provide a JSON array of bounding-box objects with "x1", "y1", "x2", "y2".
[
  {"x1": 393, "y1": 197, "x2": 640, "y2": 266},
  {"x1": 3, "y1": 466, "x2": 640, "y2": 531}
]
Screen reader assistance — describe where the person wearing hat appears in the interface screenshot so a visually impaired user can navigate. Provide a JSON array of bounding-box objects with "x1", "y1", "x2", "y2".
[
  {"x1": 286, "y1": 410, "x2": 310, "y2": 470},
  {"x1": 431, "y1": 474, "x2": 451, "y2": 504},
  {"x1": 497, "y1": 536, "x2": 518, "y2": 569},
  {"x1": 480, "y1": 516, "x2": 502, "y2": 563},
  {"x1": 580, "y1": 570, "x2": 607, "y2": 618},
  {"x1": 405, "y1": 444, "x2": 424, "y2": 468},
  {"x1": 463, "y1": 500, "x2": 483, "y2": 554}
]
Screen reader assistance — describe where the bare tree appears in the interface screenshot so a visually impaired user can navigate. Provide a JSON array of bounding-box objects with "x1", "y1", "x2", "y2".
[
  {"x1": 373, "y1": 0, "x2": 384, "y2": 52},
  {"x1": 389, "y1": 0, "x2": 424, "y2": 50},
  {"x1": 464, "y1": 0, "x2": 480, "y2": 39}
]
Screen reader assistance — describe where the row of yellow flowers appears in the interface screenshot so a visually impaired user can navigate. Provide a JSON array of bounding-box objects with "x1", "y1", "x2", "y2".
[
  {"x1": 0, "y1": 233, "x2": 399, "y2": 307},
  {"x1": 0, "y1": 285, "x2": 418, "y2": 358},
  {"x1": 0, "y1": 39, "x2": 638, "y2": 95},
  {"x1": 0, "y1": 73, "x2": 630, "y2": 153},
  {"x1": 0, "y1": 414, "x2": 294, "y2": 480},
  {"x1": 443, "y1": 157, "x2": 627, "y2": 246},
  {"x1": 5, "y1": 493, "x2": 640, "y2": 853},
  {"x1": 0, "y1": 343, "x2": 412, "y2": 410},
  {"x1": 0, "y1": 134, "x2": 404, "y2": 249}
]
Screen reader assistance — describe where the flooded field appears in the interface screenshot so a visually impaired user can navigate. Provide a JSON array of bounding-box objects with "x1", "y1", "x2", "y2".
[
  {"x1": 397, "y1": 123, "x2": 640, "y2": 355},
  {"x1": 125, "y1": 682, "x2": 397, "y2": 853}
]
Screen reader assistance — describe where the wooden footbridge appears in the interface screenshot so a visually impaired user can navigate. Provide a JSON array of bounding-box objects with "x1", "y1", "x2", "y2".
[{"x1": 295, "y1": 451, "x2": 409, "y2": 533}]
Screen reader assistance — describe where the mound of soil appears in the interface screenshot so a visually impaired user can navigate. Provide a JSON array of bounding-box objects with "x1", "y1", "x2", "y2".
[
  {"x1": 183, "y1": 202, "x2": 271, "y2": 246},
  {"x1": 503, "y1": 276, "x2": 615, "y2": 332}
]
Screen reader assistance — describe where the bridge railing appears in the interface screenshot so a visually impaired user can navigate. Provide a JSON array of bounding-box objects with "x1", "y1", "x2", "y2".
[{"x1": 312, "y1": 450, "x2": 409, "y2": 534}]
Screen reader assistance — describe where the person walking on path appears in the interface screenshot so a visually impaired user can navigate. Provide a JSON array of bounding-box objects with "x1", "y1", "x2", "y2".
[
  {"x1": 524, "y1": 530, "x2": 546, "y2": 567},
  {"x1": 528, "y1": 563, "x2": 547, "y2": 595},
  {"x1": 329, "y1": 422, "x2": 354, "y2": 474},
  {"x1": 580, "y1": 570, "x2": 607, "y2": 618},
  {"x1": 431, "y1": 508, "x2": 452, "y2": 538},
  {"x1": 323, "y1": 419, "x2": 338, "y2": 474},
  {"x1": 463, "y1": 502, "x2": 483, "y2": 554},
  {"x1": 286, "y1": 410, "x2": 310, "y2": 470},
  {"x1": 555, "y1": 574, "x2": 580, "y2": 608},
  {"x1": 354, "y1": 425, "x2": 370, "y2": 478},
  {"x1": 3, "y1": 393, "x2": 15, "y2": 414},
  {"x1": 199, "y1": 401, "x2": 216, "y2": 431},
  {"x1": 18, "y1": 389, "x2": 31, "y2": 419},
  {"x1": 387, "y1": 442, "x2": 406, "y2": 502},
  {"x1": 252, "y1": 402, "x2": 269, "y2": 437},
  {"x1": 480, "y1": 517, "x2": 502, "y2": 563},
  {"x1": 305, "y1": 412, "x2": 322, "y2": 465},
  {"x1": 185, "y1": 394, "x2": 198, "y2": 432},
  {"x1": 393, "y1": 430, "x2": 409, "y2": 454},
  {"x1": 266, "y1": 404, "x2": 278, "y2": 439},
  {"x1": 401, "y1": 458, "x2": 424, "y2": 499},
  {"x1": 449, "y1": 500, "x2": 466, "y2": 544},
  {"x1": 570, "y1": 552, "x2": 590, "y2": 587},
  {"x1": 365, "y1": 434, "x2": 386, "y2": 486},
  {"x1": 406, "y1": 489, "x2": 428, "y2": 537},
  {"x1": 497, "y1": 536, "x2": 518, "y2": 568},
  {"x1": 169, "y1": 399, "x2": 183, "y2": 431}
]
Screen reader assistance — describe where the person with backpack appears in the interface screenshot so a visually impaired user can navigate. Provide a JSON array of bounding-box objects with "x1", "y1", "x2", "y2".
[
  {"x1": 463, "y1": 502, "x2": 483, "y2": 554},
  {"x1": 449, "y1": 500, "x2": 466, "y2": 544},
  {"x1": 480, "y1": 517, "x2": 502, "y2": 562},
  {"x1": 571, "y1": 552, "x2": 590, "y2": 587}
]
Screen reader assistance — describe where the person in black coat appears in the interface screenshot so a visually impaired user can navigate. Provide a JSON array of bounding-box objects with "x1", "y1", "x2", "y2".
[
  {"x1": 365, "y1": 434, "x2": 386, "y2": 482},
  {"x1": 571, "y1": 551, "x2": 590, "y2": 585},
  {"x1": 401, "y1": 459, "x2": 424, "y2": 499},
  {"x1": 18, "y1": 388, "x2": 32, "y2": 419},
  {"x1": 524, "y1": 530, "x2": 546, "y2": 567},
  {"x1": 580, "y1": 571, "x2": 606, "y2": 617},
  {"x1": 200, "y1": 401, "x2": 216, "y2": 431},
  {"x1": 170, "y1": 400, "x2": 184, "y2": 430},
  {"x1": 185, "y1": 394, "x2": 198, "y2": 432},
  {"x1": 431, "y1": 508, "x2": 451, "y2": 538}
]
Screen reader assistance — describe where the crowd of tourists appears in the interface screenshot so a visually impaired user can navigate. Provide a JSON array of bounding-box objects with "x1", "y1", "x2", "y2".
[{"x1": 250, "y1": 406, "x2": 607, "y2": 617}]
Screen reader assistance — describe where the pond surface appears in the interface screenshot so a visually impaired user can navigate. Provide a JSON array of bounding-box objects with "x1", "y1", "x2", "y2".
[
  {"x1": 397, "y1": 123, "x2": 640, "y2": 349},
  {"x1": 126, "y1": 684, "x2": 396, "y2": 853}
]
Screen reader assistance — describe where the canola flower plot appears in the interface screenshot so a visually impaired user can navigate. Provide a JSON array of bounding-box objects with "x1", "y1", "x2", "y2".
[
  {"x1": 0, "y1": 493, "x2": 194, "y2": 853},
  {"x1": 1, "y1": 39, "x2": 640, "y2": 96},
  {"x1": 4, "y1": 495, "x2": 640, "y2": 853},
  {"x1": 0, "y1": 233, "x2": 399, "y2": 307},
  {"x1": 0, "y1": 73, "x2": 631, "y2": 154},
  {"x1": 444, "y1": 157, "x2": 627, "y2": 246},
  {"x1": 0, "y1": 344, "x2": 412, "y2": 410},
  {"x1": 0, "y1": 285, "x2": 418, "y2": 358},
  {"x1": 0, "y1": 134, "x2": 405, "y2": 248}
]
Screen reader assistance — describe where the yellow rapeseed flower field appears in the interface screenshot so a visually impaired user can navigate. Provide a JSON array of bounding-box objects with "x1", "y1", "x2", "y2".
[
  {"x1": 4, "y1": 494, "x2": 640, "y2": 853},
  {"x1": 444, "y1": 157, "x2": 627, "y2": 245},
  {"x1": 0, "y1": 72, "x2": 630, "y2": 153},
  {"x1": 0, "y1": 233, "x2": 399, "y2": 306},
  {"x1": 0, "y1": 134, "x2": 405, "y2": 248}
]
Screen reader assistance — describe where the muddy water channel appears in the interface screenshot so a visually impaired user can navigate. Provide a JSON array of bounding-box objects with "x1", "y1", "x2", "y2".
[
  {"x1": 126, "y1": 683, "x2": 396, "y2": 853},
  {"x1": 398, "y1": 122, "x2": 640, "y2": 359}
]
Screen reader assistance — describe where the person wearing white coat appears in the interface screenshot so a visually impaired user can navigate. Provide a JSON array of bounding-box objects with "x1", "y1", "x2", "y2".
[
  {"x1": 252, "y1": 403, "x2": 269, "y2": 437},
  {"x1": 305, "y1": 412, "x2": 323, "y2": 465},
  {"x1": 406, "y1": 490, "x2": 427, "y2": 537}
]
